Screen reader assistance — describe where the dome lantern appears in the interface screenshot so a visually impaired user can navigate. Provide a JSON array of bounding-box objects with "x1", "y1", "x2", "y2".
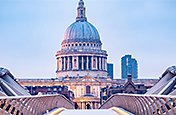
[{"x1": 76, "y1": 0, "x2": 87, "y2": 22}]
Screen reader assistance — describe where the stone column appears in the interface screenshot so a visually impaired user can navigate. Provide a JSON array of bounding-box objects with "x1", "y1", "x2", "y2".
[
  {"x1": 57, "y1": 57, "x2": 59, "y2": 71},
  {"x1": 77, "y1": 56, "x2": 79, "y2": 70},
  {"x1": 67, "y1": 56, "x2": 70, "y2": 70},
  {"x1": 72, "y1": 56, "x2": 75, "y2": 70},
  {"x1": 102, "y1": 57, "x2": 103, "y2": 70},
  {"x1": 99, "y1": 57, "x2": 102, "y2": 70},
  {"x1": 64, "y1": 57, "x2": 66, "y2": 70},
  {"x1": 97, "y1": 57, "x2": 99, "y2": 70},
  {"x1": 59, "y1": 57, "x2": 62, "y2": 71},
  {"x1": 93, "y1": 102, "x2": 96, "y2": 109},
  {"x1": 81, "y1": 102, "x2": 83, "y2": 109},
  {"x1": 84, "y1": 102, "x2": 86, "y2": 109},
  {"x1": 66, "y1": 57, "x2": 68, "y2": 70},
  {"x1": 104, "y1": 57, "x2": 106, "y2": 70},
  {"x1": 101, "y1": 57, "x2": 104, "y2": 70},
  {"x1": 105, "y1": 58, "x2": 107, "y2": 71},
  {"x1": 91, "y1": 56, "x2": 94, "y2": 70},
  {"x1": 61, "y1": 57, "x2": 63, "y2": 70},
  {"x1": 70, "y1": 56, "x2": 72, "y2": 70},
  {"x1": 96, "y1": 103, "x2": 99, "y2": 109}
]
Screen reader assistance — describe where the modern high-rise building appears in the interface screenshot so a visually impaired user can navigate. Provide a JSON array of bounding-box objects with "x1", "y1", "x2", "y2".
[
  {"x1": 107, "y1": 63, "x2": 113, "y2": 80},
  {"x1": 121, "y1": 55, "x2": 138, "y2": 79}
]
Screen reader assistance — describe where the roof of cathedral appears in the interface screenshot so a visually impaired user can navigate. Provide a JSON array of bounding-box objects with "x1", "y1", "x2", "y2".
[{"x1": 62, "y1": 0, "x2": 101, "y2": 44}]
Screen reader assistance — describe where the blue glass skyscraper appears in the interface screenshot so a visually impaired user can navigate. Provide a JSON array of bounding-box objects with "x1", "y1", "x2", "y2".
[
  {"x1": 121, "y1": 55, "x2": 138, "y2": 79},
  {"x1": 107, "y1": 63, "x2": 113, "y2": 80}
]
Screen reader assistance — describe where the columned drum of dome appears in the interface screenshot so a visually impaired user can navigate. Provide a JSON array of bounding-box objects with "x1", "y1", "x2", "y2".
[{"x1": 56, "y1": 0, "x2": 108, "y2": 78}]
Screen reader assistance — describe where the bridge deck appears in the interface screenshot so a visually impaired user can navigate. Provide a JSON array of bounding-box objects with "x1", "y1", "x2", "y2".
[{"x1": 59, "y1": 109, "x2": 118, "y2": 115}]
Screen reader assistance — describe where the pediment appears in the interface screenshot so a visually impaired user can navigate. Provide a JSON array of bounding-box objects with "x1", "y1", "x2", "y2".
[{"x1": 78, "y1": 76, "x2": 100, "y2": 82}]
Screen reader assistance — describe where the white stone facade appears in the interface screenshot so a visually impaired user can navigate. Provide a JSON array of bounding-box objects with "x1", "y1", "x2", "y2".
[{"x1": 55, "y1": 0, "x2": 111, "y2": 108}]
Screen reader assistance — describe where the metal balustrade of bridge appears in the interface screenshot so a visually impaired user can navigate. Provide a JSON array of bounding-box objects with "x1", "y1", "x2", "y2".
[
  {"x1": 0, "y1": 94, "x2": 175, "y2": 115},
  {"x1": 100, "y1": 94, "x2": 176, "y2": 115},
  {"x1": 0, "y1": 94, "x2": 74, "y2": 115}
]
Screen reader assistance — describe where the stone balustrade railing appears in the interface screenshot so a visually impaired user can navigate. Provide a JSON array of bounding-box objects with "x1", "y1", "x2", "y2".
[
  {"x1": 100, "y1": 94, "x2": 176, "y2": 115},
  {"x1": 0, "y1": 94, "x2": 74, "y2": 115}
]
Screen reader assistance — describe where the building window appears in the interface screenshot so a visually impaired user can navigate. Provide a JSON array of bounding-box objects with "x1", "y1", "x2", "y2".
[
  {"x1": 93, "y1": 58, "x2": 96, "y2": 68},
  {"x1": 62, "y1": 57, "x2": 64, "y2": 70},
  {"x1": 88, "y1": 56, "x2": 92, "y2": 70},
  {"x1": 59, "y1": 88, "x2": 62, "y2": 91},
  {"x1": 78, "y1": 56, "x2": 82, "y2": 70},
  {"x1": 83, "y1": 56, "x2": 87, "y2": 70},
  {"x1": 97, "y1": 57, "x2": 99, "y2": 70},
  {"x1": 53, "y1": 88, "x2": 57, "y2": 91},
  {"x1": 86, "y1": 86, "x2": 91, "y2": 94},
  {"x1": 74, "y1": 59, "x2": 77, "y2": 68},
  {"x1": 65, "y1": 57, "x2": 68, "y2": 70},
  {"x1": 48, "y1": 88, "x2": 51, "y2": 91},
  {"x1": 69, "y1": 56, "x2": 72, "y2": 70}
]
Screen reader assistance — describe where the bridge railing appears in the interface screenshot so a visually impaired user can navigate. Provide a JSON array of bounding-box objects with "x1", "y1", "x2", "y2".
[
  {"x1": 0, "y1": 94, "x2": 74, "y2": 115},
  {"x1": 100, "y1": 94, "x2": 176, "y2": 115}
]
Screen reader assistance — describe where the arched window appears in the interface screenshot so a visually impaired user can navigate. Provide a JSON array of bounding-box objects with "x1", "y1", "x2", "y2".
[{"x1": 86, "y1": 86, "x2": 90, "y2": 94}]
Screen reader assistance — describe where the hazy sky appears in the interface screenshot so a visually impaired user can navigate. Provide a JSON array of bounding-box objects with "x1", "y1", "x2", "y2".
[{"x1": 0, "y1": 0, "x2": 176, "y2": 79}]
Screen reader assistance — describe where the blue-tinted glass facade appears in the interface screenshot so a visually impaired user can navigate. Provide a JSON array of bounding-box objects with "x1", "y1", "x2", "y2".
[
  {"x1": 121, "y1": 55, "x2": 138, "y2": 79},
  {"x1": 107, "y1": 63, "x2": 113, "y2": 80}
]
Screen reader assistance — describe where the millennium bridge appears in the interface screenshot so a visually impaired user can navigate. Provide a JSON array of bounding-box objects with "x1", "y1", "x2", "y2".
[{"x1": 0, "y1": 66, "x2": 176, "y2": 115}]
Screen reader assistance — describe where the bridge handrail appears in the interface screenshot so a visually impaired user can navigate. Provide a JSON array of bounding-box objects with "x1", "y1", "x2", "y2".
[
  {"x1": 0, "y1": 94, "x2": 74, "y2": 115},
  {"x1": 100, "y1": 93, "x2": 176, "y2": 115}
]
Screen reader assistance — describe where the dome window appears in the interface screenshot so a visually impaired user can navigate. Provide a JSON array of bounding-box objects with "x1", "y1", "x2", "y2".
[
  {"x1": 72, "y1": 44, "x2": 74, "y2": 46},
  {"x1": 75, "y1": 44, "x2": 78, "y2": 46},
  {"x1": 83, "y1": 43, "x2": 85, "y2": 46},
  {"x1": 79, "y1": 44, "x2": 82, "y2": 46},
  {"x1": 87, "y1": 44, "x2": 89, "y2": 46}
]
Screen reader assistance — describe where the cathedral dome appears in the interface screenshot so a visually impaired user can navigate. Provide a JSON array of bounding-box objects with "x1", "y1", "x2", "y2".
[
  {"x1": 61, "y1": 0, "x2": 101, "y2": 45},
  {"x1": 56, "y1": 0, "x2": 108, "y2": 79},
  {"x1": 62, "y1": 21, "x2": 101, "y2": 44}
]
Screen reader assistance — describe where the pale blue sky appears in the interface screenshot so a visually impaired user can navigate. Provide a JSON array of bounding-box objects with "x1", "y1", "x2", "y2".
[{"x1": 0, "y1": 0, "x2": 176, "y2": 79}]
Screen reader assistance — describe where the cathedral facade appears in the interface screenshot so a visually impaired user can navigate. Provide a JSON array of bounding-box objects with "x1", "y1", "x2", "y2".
[
  {"x1": 55, "y1": 0, "x2": 112, "y2": 109},
  {"x1": 17, "y1": 0, "x2": 158, "y2": 110},
  {"x1": 56, "y1": 0, "x2": 108, "y2": 78}
]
